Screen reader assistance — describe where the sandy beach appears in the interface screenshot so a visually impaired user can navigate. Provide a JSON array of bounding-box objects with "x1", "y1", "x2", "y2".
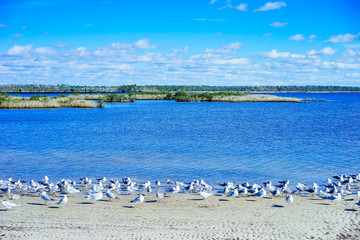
[{"x1": 1, "y1": 191, "x2": 360, "y2": 240}]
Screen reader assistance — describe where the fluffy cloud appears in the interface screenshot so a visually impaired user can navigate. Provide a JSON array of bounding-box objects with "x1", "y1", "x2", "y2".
[
  {"x1": 289, "y1": 34, "x2": 305, "y2": 41},
  {"x1": 234, "y1": 3, "x2": 248, "y2": 11},
  {"x1": 205, "y1": 42, "x2": 242, "y2": 54},
  {"x1": 7, "y1": 45, "x2": 32, "y2": 55},
  {"x1": 34, "y1": 47, "x2": 56, "y2": 55},
  {"x1": 254, "y1": 1, "x2": 286, "y2": 12},
  {"x1": 326, "y1": 33, "x2": 360, "y2": 43},
  {"x1": 269, "y1": 22, "x2": 288, "y2": 27},
  {"x1": 54, "y1": 43, "x2": 70, "y2": 48},
  {"x1": 133, "y1": 39, "x2": 155, "y2": 49},
  {"x1": 209, "y1": 0, "x2": 217, "y2": 4},
  {"x1": 306, "y1": 47, "x2": 337, "y2": 56}
]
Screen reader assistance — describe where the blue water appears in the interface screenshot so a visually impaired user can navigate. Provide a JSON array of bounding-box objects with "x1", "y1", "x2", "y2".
[{"x1": 0, "y1": 93, "x2": 359, "y2": 185}]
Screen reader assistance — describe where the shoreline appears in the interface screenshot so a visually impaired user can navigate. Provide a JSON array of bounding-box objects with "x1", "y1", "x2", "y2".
[{"x1": 1, "y1": 192, "x2": 360, "y2": 239}]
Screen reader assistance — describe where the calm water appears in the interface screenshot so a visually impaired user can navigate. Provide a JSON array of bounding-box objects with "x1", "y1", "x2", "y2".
[{"x1": 1, "y1": 93, "x2": 359, "y2": 185}]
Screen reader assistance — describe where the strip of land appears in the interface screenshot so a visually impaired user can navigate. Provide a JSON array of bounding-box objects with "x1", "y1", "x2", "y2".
[
  {"x1": 0, "y1": 92, "x2": 302, "y2": 109},
  {"x1": 1, "y1": 193, "x2": 359, "y2": 239}
]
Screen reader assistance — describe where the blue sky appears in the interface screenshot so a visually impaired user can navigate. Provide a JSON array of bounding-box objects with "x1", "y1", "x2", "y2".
[{"x1": 0, "y1": 0, "x2": 359, "y2": 86}]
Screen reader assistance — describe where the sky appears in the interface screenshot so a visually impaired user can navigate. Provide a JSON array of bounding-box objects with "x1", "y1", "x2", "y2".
[{"x1": 0, "y1": 0, "x2": 359, "y2": 86}]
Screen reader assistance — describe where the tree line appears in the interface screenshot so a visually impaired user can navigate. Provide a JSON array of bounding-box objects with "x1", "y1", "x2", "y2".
[{"x1": 1, "y1": 84, "x2": 360, "y2": 93}]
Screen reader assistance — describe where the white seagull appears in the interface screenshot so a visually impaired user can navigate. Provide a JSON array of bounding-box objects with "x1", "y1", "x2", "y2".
[
  {"x1": 41, "y1": 191, "x2": 53, "y2": 205},
  {"x1": 199, "y1": 191, "x2": 213, "y2": 199},
  {"x1": 131, "y1": 194, "x2": 144, "y2": 204},
  {"x1": 105, "y1": 189, "x2": 117, "y2": 200},
  {"x1": 87, "y1": 191, "x2": 103, "y2": 201},
  {"x1": 286, "y1": 194, "x2": 294, "y2": 204},
  {"x1": 1, "y1": 200, "x2": 21, "y2": 210},
  {"x1": 57, "y1": 195, "x2": 68, "y2": 208}
]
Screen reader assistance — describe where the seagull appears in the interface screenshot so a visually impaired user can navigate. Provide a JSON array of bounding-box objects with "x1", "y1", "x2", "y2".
[
  {"x1": 286, "y1": 194, "x2": 294, "y2": 204},
  {"x1": 41, "y1": 191, "x2": 53, "y2": 205},
  {"x1": 155, "y1": 180, "x2": 161, "y2": 187},
  {"x1": 1, "y1": 200, "x2": 21, "y2": 210},
  {"x1": 131, "y1": 194, "x2": 144, "y2": 204},
  {"x1": 105, "y1": 189, "x2": 117, "y2": 200},
  {"x1": 228, "y1": 189, "x2": 239, "y2": 198},
  {"x1": 156, "y1": 192, "x2": 164, "y2": 200},
  {"x1": 57, "y1": 195, "x2": 68, "y2": 208},
  {"x1": 87, "y1": 191, "x2": 103, "y2": 201},
  {"x1": 199, "y1": 191, "x2": 213, "y2": 199},
  {"x1": 328, "y1": 193, "x2": 342, "y2": 205},
  {"x1": 253, "y1": 188, "x2": 266, "y2": 198}
]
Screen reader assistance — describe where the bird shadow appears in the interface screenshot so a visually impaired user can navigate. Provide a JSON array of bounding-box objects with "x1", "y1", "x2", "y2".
[
  {"x1": 219, "y1": 199, "x2": 229, "y2": 202},
  {"x1": 99, "y1": 200, "x2": 108, "y2": 202},
  {"x1": 317, "y1": 203, "x2": 331, "y2": 206},
  {"x1": 344, "y1": 199, "x2": 354, "y2": 202},
  {"x1": 263, "y1": 197, "x2": 272, "y2": 199},
  {"x1": 27, "y1": 203, "x2": 44, "y2": 206},
  {"x1": 0, "y1": 209, "x2": 7, "y2": 211},
  {"x1": 78, "y1": 202, "x2": 93, "y2": 205},
  {"x1": 345, "y1": 208, "x2": 357, "y2": 212},
  {"x1": 245, "y1": 199, "x2": 256, "y2": 202},
  {"x1": 122, "y1": 206, "x2": 134, "y2": 208},
  {"x1": 48, "y1": 206, "x2": 59, "y2": 209},
  {"x1": 214, "y1": 194, "x2": 223, "y2": 197},
  {"x1": 308, "y1": 198, "x2": 322, "y2": 201},
  {"x1": 189, "y1": 199, "x2": 203, "y2": 201},
  {"x1": 145, "y1": 200, "x2": 157, "y2": 203},
  {"x1": 272, "y1": 204, "x2": 284, "y2": 208}
]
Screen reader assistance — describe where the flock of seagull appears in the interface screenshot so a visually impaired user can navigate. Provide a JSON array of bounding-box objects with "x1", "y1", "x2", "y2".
[{"x1": 1, "y1": 173, "x2": 360, "y2": 210}]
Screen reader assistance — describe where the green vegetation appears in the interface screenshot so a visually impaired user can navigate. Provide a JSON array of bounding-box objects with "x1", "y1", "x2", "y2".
[{"x1": 0, "y1": 94, "x2": 96, "y2": 109}]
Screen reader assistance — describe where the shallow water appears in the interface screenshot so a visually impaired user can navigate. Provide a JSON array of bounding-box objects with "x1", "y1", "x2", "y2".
[{"x1": 1, "y1": 93, "x2": 359, "y2": 185}]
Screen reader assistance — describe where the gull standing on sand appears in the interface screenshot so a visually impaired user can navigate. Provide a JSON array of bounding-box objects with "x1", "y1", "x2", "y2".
[
  {"x1": 87, "y1": 191, "x2": 103, "y2": 201},
  {"x1": 1, "y1": 200, "x2": 21, "y2": 210},
  {"x1": 57, "y1": 195, "x2": 68, "y2": 208},
  {"x1": 199, "y1": 191, "x2": 213, "y2": 199},
  {"x1": 286, "y1": 194, "x2": 294, "y2": 204},
  {"x1": 105, "y1": 189, "x2": 117, "y2": 200},
  {"x1": 41, "y1": 191, "x2": 53, "y2": 205},
  {"x1": 131, "y1": 194, "x2": 144, "y2": 205}
]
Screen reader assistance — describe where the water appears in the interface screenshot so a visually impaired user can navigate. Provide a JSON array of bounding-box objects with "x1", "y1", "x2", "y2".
[{"x1": 1, "y1": 93, "x2": 359, "y2": 186}]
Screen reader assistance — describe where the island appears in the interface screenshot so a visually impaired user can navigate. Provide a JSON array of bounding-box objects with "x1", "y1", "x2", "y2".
[{"x1": 0, "y1": 91, "x2": 303, "y2": 109}]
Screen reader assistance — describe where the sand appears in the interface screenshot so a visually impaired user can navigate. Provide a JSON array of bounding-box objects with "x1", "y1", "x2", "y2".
[{"x1": 1, "y1": 192, "x2": 360, "y2": 240}]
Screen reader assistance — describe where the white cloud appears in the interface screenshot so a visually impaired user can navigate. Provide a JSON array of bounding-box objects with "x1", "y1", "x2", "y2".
[
  {"x1": 173, "y1": 46, "x2": 189, "y2": 53},
  {"x1": 0, "y1": 23, "x2": 10, "y2": 28},
  {"x1": 309, "y1": 47, "x2": 337, "y2": 56},
  {"x1": 309, "y1": 34, "x2": 317, "y2": 39},
  {"x1": 263, "y1": 49, "x2": 290, "y2": 58},
  {"x1": 134, "y1": 39, "x2": 155, "y2": 49},
  {"x1": 34, "y1": 47, "x2": 56, "y2": 55},
  {"x1": 12, "y1": 33, "x2": 24, "y2": 38},
  {"x1": 205, "y1": 42, "x2": 242, "y2": 54},
  {"x1": 254, "y1": 1, "x2": 286, "y2": 12},
  {"x1": 326, "y1": 33, "x2": 360, "y2": 43},
  {"x1": 234, "y1": 3, "x2": 248, "y2": 11},
  {"x1": 269, "y1": 22, "x2": 288, "y2": 27},
  {"x1": 289, "y1": 34, "x2": 305, "y2": 41},
  {"x1": 263, "y1": 33, "x2": 272, "y2": 37},
  {"x1": 7, "y1": 45, "x2": 32, "y2": 55},
  {"x1": 209, "y1": 0, "x2": 217, "y2": 4},
  {"x1": 263, "y1": 49, "x2": 306, "y2": 59}
]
